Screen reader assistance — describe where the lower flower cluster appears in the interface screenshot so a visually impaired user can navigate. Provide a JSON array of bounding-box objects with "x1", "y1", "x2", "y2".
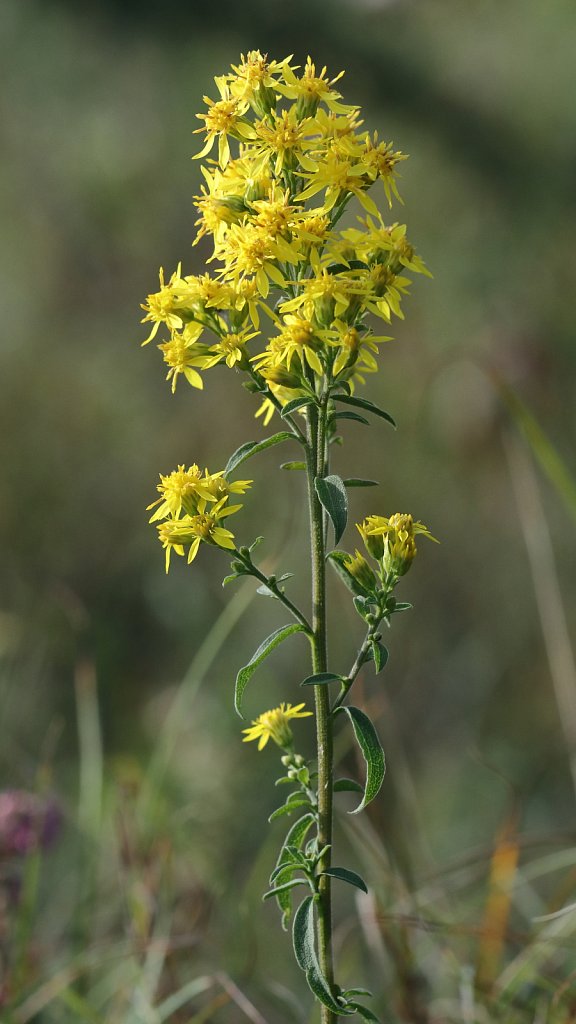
[{"x1": 148, "y1": 463, "x2": 251, "y2": 571}]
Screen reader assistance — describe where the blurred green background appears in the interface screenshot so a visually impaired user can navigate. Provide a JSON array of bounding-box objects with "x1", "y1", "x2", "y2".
[{"x1": 2, "y1": 0, "x2": 576, "y2": 1020}]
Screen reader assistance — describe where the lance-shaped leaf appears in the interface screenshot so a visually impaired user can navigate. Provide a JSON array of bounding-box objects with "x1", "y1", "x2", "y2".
[
  {"x1": 342, "y1": 478, "x2": 379, "y2": 488},
  {"x1": 332, "y1": 394, "x2": 397, "y2": 428},
  {"x1": 281, "y1": 396, "x2": 316, "y2": 418},
  {"x1": 334, "y1": 778, "x2": 363, "y2": 794},
  {"x1": 225, "y1": 432, "x2": 295, "y2": 476},
  {"x1": 300, "y1": 672, "x2": 344, "y2": 687},
  {"x1": 234, "y1": 623, "x2": 308, "y2": 716},
  {"x1": 320, "y1": 866, "x2": 368, "y2": 894},
  {"x1": 370, "y1": 641, "x2": 389, "y2": 674},
  {"x1": 272, "y1": 813, "x2": 315, "y2": 928},
  {"x1": 263, "y1": 878, "x2": 308, "y2": 901},
  {"x1": 280, "y1": 461, "x2": 306, "y2": 471},
  {"x1": 315, "y1": 475, "x2": 348, "y2": 545},
  {"x1": 292, "y1": 897, "x2": 355, "y2": 1015},
  {"x1": 330, "y1": 411, "x2": 370, "y2": 426},
  {"x1": 269, "y1": 794, "x2": 312, "y2": 822},
  {"x1": 334, "y1": 706, "x2": 386, "y2": 813}
]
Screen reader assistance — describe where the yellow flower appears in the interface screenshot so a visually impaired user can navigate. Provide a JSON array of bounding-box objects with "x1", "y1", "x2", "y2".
[
  {"x1": 252, "y1": 315, "x2": 324, "y2": 378},
  {"x1": 242, "y1": 703, "x2": 312, "y2": 751},
  {"x1": 358, "y1": 514, "x2": 438, "y2": 576},
  {"x1": 226, "y1": 51, "x2": 294, "y2": 115},
  {"x1": 158, "y1": 329, "x2": 210, "y2": 392},
  {"x1": 193, "y1": 189, "x2": 249, "y2": 245},
  {"x1": 157, "y1": 497, "x2": 241, "y2": 573},
  {"x1": 276, "y1": 57, "x2": 353, "y2": 119},
  {"x1": 214, "y1": 221, "x2": 300, "y2": 296},
  {"x1": 280, "y1": 262, "x2": 362, "y2": 327},
  {"x1": 353, "y1": 133, "x2": 407, "y2": 207},
  {"x1": 193, "y1": 79, "x2": 254, "y2": 166},
  {"x1": 147, "y1": 466, "x2": 251, "y2": 522},
  {"x1": 296, "y1": 142, "x2": 379, "y2": 216},
  {"x1": 251, "y1": 107, "x2": 313, "y2": 176},
  {"x1": 141, "y1": 266, "x2": 184, "y2": 344},
  {"x1": 202, "y1": 327, "x2": 258, "y2": 369},
  {"x1": 322, "y1": 321, "x2": 391, "y2": 378}
]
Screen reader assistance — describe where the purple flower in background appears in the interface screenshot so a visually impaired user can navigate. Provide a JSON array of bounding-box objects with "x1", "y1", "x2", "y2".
[{"x1": 0, "y1": 791, "x2": 62, "y2": 858}]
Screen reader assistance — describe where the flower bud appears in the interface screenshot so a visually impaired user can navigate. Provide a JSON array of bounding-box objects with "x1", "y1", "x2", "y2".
[
  {"x1": 344, "y1": 550, "x2": 378, "y2": 593},
  {"x1": 262, "y1": 367, "x2": 302, "y2": 389},
  {"x1": 357, "y1": 520, "x2": 385, "y2": 560},
  {"x1": 381, "y1": 513, "x2": 417, "y2": 576}
]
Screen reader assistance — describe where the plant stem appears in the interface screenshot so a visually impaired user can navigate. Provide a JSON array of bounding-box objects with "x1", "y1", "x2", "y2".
[
  {"x1": 235, "y1": 550, "x2": 312, "y2": 634},
  {"x1": 306, "y1": 399, "x2": 335, "y2": 1022}
]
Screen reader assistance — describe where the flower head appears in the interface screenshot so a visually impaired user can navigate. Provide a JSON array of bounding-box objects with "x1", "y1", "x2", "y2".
[
  {"x1": 358, "y1": 513, "x2": 438, "y2": 576},
  {"x1": 157, "y1": 497, "x2": 240, "y2": 572},
  {"x1": 242, "y1": 703, "x2": 313, "y2": 751},
  {"x1": 147, "y1": 466, "x2": 251, "y2": 522}
]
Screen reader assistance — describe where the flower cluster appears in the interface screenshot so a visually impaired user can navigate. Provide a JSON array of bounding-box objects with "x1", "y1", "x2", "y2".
[
  {"x1": 349, "y1": 513, "x2": 437, "y2": 588},
  {"x1": 148, "y1": 464, "x2": 251, "y2": 571},
  {"x1": 140, "y1": 51, "x2": 429, "y2": 410}
]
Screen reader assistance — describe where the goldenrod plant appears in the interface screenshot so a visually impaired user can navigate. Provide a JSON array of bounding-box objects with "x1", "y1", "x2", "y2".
[{"x1": 141, "y1": 51, "x2": 435, "y2": 1023}]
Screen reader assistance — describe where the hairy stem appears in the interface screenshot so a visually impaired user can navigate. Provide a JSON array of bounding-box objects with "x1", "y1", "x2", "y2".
[{"x1": 307, "y1": 399, "x2": 335, "y2": 1021}]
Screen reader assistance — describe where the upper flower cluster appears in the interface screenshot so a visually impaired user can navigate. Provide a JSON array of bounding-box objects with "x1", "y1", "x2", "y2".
[{"x1": 141, "y1": 51, "x2": 429, "y2": 413}]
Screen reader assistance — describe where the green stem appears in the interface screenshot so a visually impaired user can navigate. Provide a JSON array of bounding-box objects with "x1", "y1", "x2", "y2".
[
  {"x1": 306, "y1": 398, "x2": 335, "y2": 1022},
  {"x1": 332, "y1": 630, "x2": 374, "y2": 712},
  {"x1": 234, "y1": 550, "x2": 312, "y2": 634}
]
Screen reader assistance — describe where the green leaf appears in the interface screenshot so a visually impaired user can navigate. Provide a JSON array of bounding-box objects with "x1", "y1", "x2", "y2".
[
  {"x1": 393, "y1": 601, "x2": 413, "y2": 612},
  {"x1": 343, "y1": 989, "x2": 373, "y2": 999},
  {"x1": 320, "y1": 866, "x2": 368, "y2": 894},
  {"x1": 271, "y1": 860, "x2": 297, "y2": 884},
  {"x1": 235, "y1": 623, "x2": 308, "y2": 717},
  {"x1": 273, "y1": 814, "x2": 315, "y2": 927},
  {"x1": 280, "y1": 461, "x2": 306, "y2": 471},
  {"x1": 221, "y1": 573, "x2": 243, "y2": 587},
  {"x1": 225, "y1": 432, "x2": 295, "y2": 475},
  {"x1": 334, "y1": 778, "x2": 363, "y2": 793},
  {"x1": 270, "y1": 857, "x2": 298, "y2": 883},
  {"x1": 292, "y1": 897, "x2": 355, "y2": 1015},
  {"x1": 370, "y1": 642, "x2": 389, "y2": 674},
  {"x1": 333, "y1": 394, "x2": 396, "y2": 428},
  {"x1": 331, "y1": 411, "x2": 370, "y2": 426},
  {"x1": 301, "y1": 672, "x2": 344, "y2": 687},
  {"x1": 292, "y1": 896, "x2": 315, "y2": 971},
  {"x1": 327, "y1": 550, "x2": 372, "y2": 599},
  {"x1": 269, "y1": 797, "x2": 312, "y2": 822},
  {"x1": 306, "y1": 971, "x2": 354, "y2": 1016},
  {"x1": 353, "y1": 595, "x2": 373, "y2": 621},
  {"x1": 272, "y1": 814, "x2": 315, "y2": 882},
  {"x1": 281, "y1": 397, "x2": 316, "y2": 418},
  {"x1": 342, "y1": 478, "x2": 379, "y2": 488},
  {"x1": 315, "y1": 475, "x2": 348, "y2": 545},
  {"x1": 263, "y1": 878, "x2": 308, "y2": 901},
  {"x1": 334, "y1": 706, "x2": 386, "y2": 813}
]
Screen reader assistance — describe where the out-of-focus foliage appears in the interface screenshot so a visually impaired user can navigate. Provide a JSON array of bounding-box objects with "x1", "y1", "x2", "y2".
[{"x1": 1, "y1": 0, "x2": 576, "y2": 1019}]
